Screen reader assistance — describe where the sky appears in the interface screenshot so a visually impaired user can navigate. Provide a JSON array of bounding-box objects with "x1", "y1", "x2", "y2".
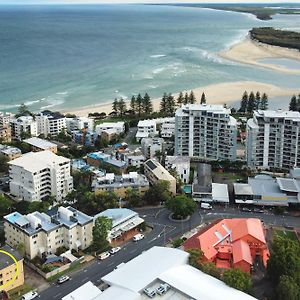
[{"x1": 2, "y1": 0, "x2": 300, "y2": 4}]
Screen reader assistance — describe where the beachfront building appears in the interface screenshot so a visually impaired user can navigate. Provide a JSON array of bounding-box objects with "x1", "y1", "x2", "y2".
[
  {"x1": 36, "y1": 110, "x2": 66, "y2": 137},
  {"x1": 87, "y1": 151, "x2": 127, "y2": 170},
  {"x1": 144, "y1": 159, "x2": 176, "y2": 195},
  {"x1": 0, "y1": 144, "x2": 21, "y2": 161},
  {"x1": 4, "y1": 206, "x2": 93, "y2": 259},
  {"x1": 10, "y1": 116, "x2": 38, "y2": 140},
  {"x1": 8, "y1": 150, "x2": 73, "y2": 202},
  {"x1": 0, "y1": 112, "x2": 13, "y2": 127},
  {"x1": 165, "y1": 156, "x2": 190, "y2": 184},
  {"x1": 0, "y1": 245, "x2": 24, "y2": 292},
  {"x1": 141, "y1": 137, "x2": 164, "y2": 160},
  {"x1": 0, "y1": 125, "x2": 11, "y2": 142},
  {"x1": 24, "y1": 137, "x2": 58, "y2": 153},
  {"x1": 62, "y1": 246, "x2": 257, "y2": 300},
  {"x1": 160, "y1": 117, "x2": 175, "y2": 138},
  {"x1": 94, "y1": 208, "x2": 144, "y2": 243},
  {"x1": 234, "y1": 173, "x2": 300, "y2": 207},
  {"x1": 66, "y1": 117, "x2": 94, "y2": 132},
  {"x1": 184, "y1": 218, "x2": 269, "y2": 273},
  {"x1": 92, "y1": 172, "x2": 149, "y2": 197},
  {"x1": 175, "y1": 104, "x2": 237, "y2": 161},
  {"x1": 95, "y1": 122, "x2": 125, "y2": 136},
  {"x1": 136, "y1": 119, "x2": 158, "y2": 142},
  {"x1": 247, "y1": 109, "x2": 300, "y2": 170}
]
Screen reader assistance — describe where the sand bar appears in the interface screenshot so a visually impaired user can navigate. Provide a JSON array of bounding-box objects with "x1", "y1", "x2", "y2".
[
  {"x1": 65, "y1": 80, "x2": 298, "y2": 117},
  {"x1": 219, "y1": 38, "x2": 300, "y2": 74}
]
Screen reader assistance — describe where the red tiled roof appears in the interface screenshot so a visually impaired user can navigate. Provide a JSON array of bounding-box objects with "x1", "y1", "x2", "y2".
[{"x1": 232, "y1": 240, "x2": 252, "y2": 265}]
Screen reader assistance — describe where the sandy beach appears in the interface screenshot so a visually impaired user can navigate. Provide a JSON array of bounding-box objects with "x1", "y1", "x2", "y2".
[
  {"x1": 219, "y1": 38, "x2": 300, "y2": 74},
  {"x1": 65, "y1": 80, "x2": 298, "y2": 117}
]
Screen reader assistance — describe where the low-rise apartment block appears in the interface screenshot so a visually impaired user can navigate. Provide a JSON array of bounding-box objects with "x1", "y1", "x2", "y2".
[
  {"x1": 0, "y1": 112, "x2": 13, "y2": 127},
  {"x1": 4, "y1": 206, "x2": 93, "y2": 259},
  {"x1": 36, "y1": 110, "x2": 66, "y2": 137},
  {"x1": 0, "y1": 125, "x2": 11, "y2": 142},
  {"x1": 87, "y1": 151, "x2": 127, "y2": 170},
  {"x1": 141, "y1": 137, "x2": 164, "y2": 159},
  {"x1": 8, "y1": 150, "x2": 73, "y2": 202},
  {"x1": 66, "y1": 117, "x2": 94, "y2": 132},
  {"x1": 92, "y1": 172, "x2": 149, "y2": 197},
  {"x1": 0, "y1": 245, "x2": 24, "y2": 292},
  {"x1": 24, "y1": 137, "x2": 58, "y2": 153},
  {"x1": 95, "y1": 122, "x2": 125, "y2": 136},
  {"x1": 247, "y1": 109, "x2": 300, "y2": 169},
  {"x1": 72, "y1": 129, "x2": 97, "y2": 146},
  {"x1": 165, "y1": 156, "x2": 190, "y2": 184},
  {"x1": 10, "y1": 116, "x2": 37, "y2": 140},
  {"x1": 136, "y1": 120, "x2": 157, "y2": 141},
  {"x1": 0, "y1": 144, "x2": 21, "y2": 160},
  {"x1": 144, "y1": 159, "x2": 176, "y2": 195},
  {"x1": 160, "y1": 117, "x2": 175, "y2": 138},
  {"x1": 175, "y1": 104, "x2": 237, "y2": 161}
]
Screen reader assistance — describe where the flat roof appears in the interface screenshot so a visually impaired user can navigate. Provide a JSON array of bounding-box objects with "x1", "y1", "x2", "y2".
[
  {"x1": 233, "y1": 183, "x2": 254, "y2": 195},
  {"x1": 62, "y1": 281, "x2": 102, "y2": 300},
  {"x1": 212, "y1": 183, "x2": 229, "y2": 202},
  {"x1": 0, "y1": 245, "x2": 22, "y2": 270},
  {"x1": 24, "y1": 137, "x2": 57, "y2": 149}
]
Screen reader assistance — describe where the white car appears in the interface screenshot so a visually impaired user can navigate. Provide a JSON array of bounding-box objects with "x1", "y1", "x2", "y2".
[
  {"x1": 110, "y1": 247, "x2": 121, "y2": 254},
  {"x1": 21, "y1": 291, "x2": 39, "y2": 300},
  {"x1": 98, "y1": 251, "x2": 110, "y2": 260},
  {"x1": 157, "y1": 283, "x2": 170, "y2": 295},
  {"x1": 143, "y1": 288, "x2": 156, "y2": 298},
  {"x1": 133, "y1": 233, "x2": 145, "y2": 242},
  {"x1": 57, "y1": 275, "x2": 70, "y2": 284}
]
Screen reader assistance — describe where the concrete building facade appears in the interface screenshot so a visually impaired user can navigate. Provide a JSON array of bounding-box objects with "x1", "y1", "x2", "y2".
[
  {"x1": 10, "y1": 116, "x2": 37, "y2": 140},
  {"x1": 175, "y1": 104, "x2": 237, "y2": 161},
  {"x1": 36, "y1": 110, "x2": 66, "y2": 137},
  {"x1": 247, "y1": 110, "x2": 300, "y2": 170}
]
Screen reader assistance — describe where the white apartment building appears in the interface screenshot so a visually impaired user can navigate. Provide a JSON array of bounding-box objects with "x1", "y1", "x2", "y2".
[
  {"x1": 8, "y1": 150, "x2": 73, "y2": 202},
  {"x1": 136, "y1": 120, "x2": 158, "y2": 141},
  {"x1": 144, "y1": 159, "x2": 176, "y2": 195},
  {"x1": 160, "y1": 117, "x2": 175, "y2": 138},
  {"x1": 4, "y1": 206, "x2": 93, "y2": 259},
  {"x1": 165, "y1": 156, "x2": 190, "y2": 184},
  {"x1": 95, "y1": 122, "x2": 125, "y2": 136},
  {"x1": 66, "y1": 117, "x2": 94, "y2": 132},
  {"x1": 0, "y1": 112, "x2": 13, "y2": 127},
  {"x1": 10, "y1": 116, "x2": 38, "y2": 140},
  {"x1": 247, "y1": 110, "x2": 300, "y2": 170},
  {"x1": 175, "y1": 104, "x2": 237, "y2": 161},
  {"x1": 36, "y1": 110, "x2": 66, "y2": 137},
  {"x1": 141, "y1": 137, "x2": 164, "y2": 159}
]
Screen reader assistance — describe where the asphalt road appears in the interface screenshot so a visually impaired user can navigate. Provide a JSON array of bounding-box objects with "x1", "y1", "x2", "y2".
[{"x1": 37, "y1": 205, "x2": 300, "y2": 300}]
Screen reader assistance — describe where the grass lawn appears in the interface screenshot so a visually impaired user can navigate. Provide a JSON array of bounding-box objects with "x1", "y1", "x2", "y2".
[
  {"x1": 8, "y1": 283, "x2": 32, "y2": 300},
  {"x1": 273, "y1": 229, "x2": 298, "y2": 241},
  {"x1": 46, "y1": 261, "x2": 83, "y2": 282},
  {"x1": 213, "y1": 171, "x2": 244, "y2": 181}
]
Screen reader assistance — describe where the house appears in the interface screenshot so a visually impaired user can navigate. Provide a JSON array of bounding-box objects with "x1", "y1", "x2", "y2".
[
  {"x1": 184, "y1": 218, "x2": 269, "y2": 273},
  {"x1": 95, "y1": 122, "x2": 125, "y2": 136},
  {"x1": 0, "y1": 145, "x2": 21, "y2": 161},
  {"x1": 87, "y1": 151, "x2": 127, "y2": 170}
]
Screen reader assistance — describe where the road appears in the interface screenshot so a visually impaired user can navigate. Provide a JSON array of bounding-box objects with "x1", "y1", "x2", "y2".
[{"x1": 38, "y1": 206, "x2": 300, "y2": 300}]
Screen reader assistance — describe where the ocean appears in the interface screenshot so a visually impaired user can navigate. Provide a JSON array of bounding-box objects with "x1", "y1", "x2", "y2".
[{"x1": 0, "y1": 4, "x2": 299, "y2": 112}]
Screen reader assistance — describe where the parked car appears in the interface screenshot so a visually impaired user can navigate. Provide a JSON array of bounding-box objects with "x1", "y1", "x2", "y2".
[
  {"x1": 241, "y1": 207, "x2": 252, "y2": 212},
  {"x1": 21, "y1": 291, "x2": 39, "y2": 300},
  {"x1": 133, "y1": 233, "x2": 145, "y2": 242},
  {"x1": 200, "y1": 203, "x2": 212, "y2": 210},
  {"x1": 143, "y1": 288, "x2": 156, "y2": 298},
  {"x1": 57, "y1": 275, "x2": 70, "y2": 284},
  {"x1": 98, "y1": 251, "x2": 110, "y2": 260},
  {"x1": 110, "y1": 247, "x2": 121, "y2": 254},
  {"x1": 253, "y1": 208, "x2": 264, "y2": 213},
  {"x1": 157, "y1": 283, "x2": 170, "y2": 295}
]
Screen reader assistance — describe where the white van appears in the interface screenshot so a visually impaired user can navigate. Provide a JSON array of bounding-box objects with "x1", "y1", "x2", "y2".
[
  {"x1": 133, "y1": 233, "x2": 144, "y2": 242},
  {"x1": 21, "y1": 291, "x2": 39, "y2": 300},
  {"x1": 201, "y1": 203, "x2": 212, "y2": 210}
]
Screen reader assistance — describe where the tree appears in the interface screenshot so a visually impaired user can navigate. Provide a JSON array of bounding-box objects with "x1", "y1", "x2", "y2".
[
  {"x1": 239, "y1": 91, "x2": 248, "y2": 113},
  {"x1": 260, "y1": 93, "x2": 268, "y2": 110},
  {"x1": 160, "y1": 93, "x2": 168, "y2": 115},
  {"x1": 183, "y1": 92, "x2": 189, "y2": 105},
  {"x1": 0, "y1": 194, "x2": 13, "y2": 218},
  {"x1": 130, "y1": 96, "x2": 136, "y2": 114},
  {"x1": 189, "y1": 91, "x2": 196, "y2": 104},
  {"x1": 92, "y1": 216, "x2": 113, "y2": 251},
  {"x1": 143, "y1": 181, "x2": 172, "y2": 205},
  {"x1": 142, "y1": 93, "x2": 153, "y2": 115},
  {"x1": 187, "y1": 248, "x2": 203, "y2": 268},
  {"x1": 200, "y1": 92, "x2": 206, "y2": 104},
  {"x1": 255, "y1": 91, "x2": 261, "y2": 110},
  {"x1": 247, "y1": 91, "x2": 256, "y2": 113},
  {"x1": 165, "y1": 195, "x2": 196, "y2": 219},
  {"x1": 124, "y1": 188, "x2": 141, "y2": 208},
  {"x1": 289, "y1": 95, "x2": 298, "y2": 111},
  {"x1": 136, "y1": 94, "x2": 143, "y2": 116},
  {"x1": 200, "y1": 262, "x2": 221, "y2": 279},
  {"x1": 166, "y1": 93, "x2": 176, "y2": 115},
  {"x1": 0, "y1": 154, "x2": 9, "y2": 173},
  {"x1": 177, "y1": 92, "x2": 184, "y2": 106},
  {"x1": 223, "y1": 268, "x2": 252, "y2": 294},
  {"x1": 118, "y1": 98, "x2": 126, "y2": 117},
  {"x1": 277, "y1": 275, "x2": 300, "y2": 300},
  {"x1": 17, "y1": 103, "x2": 31, "y2": 117},
  {"x1": 112, "y1": 98, "x2": 119, "y2": 115}
]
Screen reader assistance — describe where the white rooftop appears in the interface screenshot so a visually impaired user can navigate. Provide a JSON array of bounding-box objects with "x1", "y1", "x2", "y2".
[
  {"x1": 97, "y1": 121, "x2": 124, "y2": 128},
  {"x1": 177, "y1": 104, "x2": 231, "y2": 116},
  {"x1": 62, "y1": 281, "x2": 102, "y2": 300},
  {"x1": 8, "y1": 150, "x2": 69, "y2": 172},
  {"x1": 212, "y1": 183, "x2": 229, "y2": 202},
  {"x1": 24, "y1": 137, "x2": 57, "y2": 149},
  {"x1": 254, "y1": 109, "x2": 300, "y2": 120},
  {"x1": 138, "y1": 119, "x2": 157, "y2": 127}
]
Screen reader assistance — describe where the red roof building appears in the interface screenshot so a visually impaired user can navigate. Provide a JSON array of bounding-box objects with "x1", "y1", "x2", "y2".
[{"x1": 184, "y1": 218, "x2": 270, "y2": 273}]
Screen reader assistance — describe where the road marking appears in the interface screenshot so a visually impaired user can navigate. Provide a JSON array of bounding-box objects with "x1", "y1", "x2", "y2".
[
  {"x1": 82, "y1": 277, "x2": 89, "y2": 282},
  {"x1": 53, "y1": 293, "x2": 61, "y2": 298},
  {"x1": 108, "y1": 262, "x2": 114, "y2": 267},
  {"x1": 129, "y1": 249, "x2": 137, "y2": 254}
]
